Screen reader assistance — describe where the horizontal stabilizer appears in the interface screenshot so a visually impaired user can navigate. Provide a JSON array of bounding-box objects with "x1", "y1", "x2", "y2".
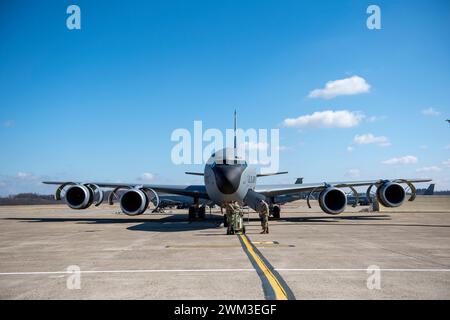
[
  {"x1": 185, "y1": 172, "x2": 204, "y2": 176},
  {"x1": 257, "y1": 171, "x2": 288, "y2": 177}
]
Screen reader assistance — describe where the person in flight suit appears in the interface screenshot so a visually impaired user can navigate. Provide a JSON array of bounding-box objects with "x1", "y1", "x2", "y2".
[{"x1": 259, "y1": 200, "x2": 270, "y2": 234}]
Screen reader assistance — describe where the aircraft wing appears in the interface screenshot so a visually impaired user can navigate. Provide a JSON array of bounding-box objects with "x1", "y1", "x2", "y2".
[
  {"x1": 42, "y1": 181, "x2": 210, "y2": 199},
  {"x1": 254, "y1": 178, "x2": 432, "y2": 197}
]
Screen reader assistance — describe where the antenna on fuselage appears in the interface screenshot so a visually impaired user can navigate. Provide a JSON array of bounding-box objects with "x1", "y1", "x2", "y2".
[{"x1": 233, "y1": 109, "x2": 237, "y2": 149}]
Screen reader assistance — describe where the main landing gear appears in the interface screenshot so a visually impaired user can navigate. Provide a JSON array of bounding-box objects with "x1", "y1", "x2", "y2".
[
  {"x1": 223, "y1": 214, "x2": 229, "y2": 227},
  {"x1": 188, "y1": 205, "x2": 206, "y2": 221},
  {"x1": 270, "y1": 205, "x2": 281, "y2": 219}
]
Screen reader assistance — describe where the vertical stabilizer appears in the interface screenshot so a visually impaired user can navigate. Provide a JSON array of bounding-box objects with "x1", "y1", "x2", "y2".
[
  {"x1": 233, "y1": 109, "x2": 237, "y2": 149},
  {"x1": 424, "y1": 184, "x2": 435, "y2": 195}
]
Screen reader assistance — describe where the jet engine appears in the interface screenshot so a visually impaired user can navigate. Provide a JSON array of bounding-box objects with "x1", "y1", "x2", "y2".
[
  {"x1": 376, "y1": 182, "x2": 405, "y2": 207},
  {"x1": 65, "y1": 184, "x2": 94, "y2": 209},
  {"x1": 318, "y1": 187, "x2": 347, "y2": 215},
  {"x1": 120, "y1": 189, "x2": 149, "y2": 216}
]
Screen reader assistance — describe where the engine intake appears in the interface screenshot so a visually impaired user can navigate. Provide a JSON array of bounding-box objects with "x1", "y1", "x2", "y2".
[
  {"x1": 65, "y1": 185, "x2": 94, "y2": 209},
  {"x1": 120, "y1": 189, "x2": 149, "y2": 216},
  {"x1": 319, "y1": 187, "x2": 347, "y2": 215},
  {"x1": 376, "y1": 182, "x2": 405, "y2": 207}
]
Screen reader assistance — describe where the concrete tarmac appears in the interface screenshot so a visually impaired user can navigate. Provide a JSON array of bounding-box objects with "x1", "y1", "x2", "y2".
[{"x1": 0, "y1": 196, "x2": 449, "y2": 299}]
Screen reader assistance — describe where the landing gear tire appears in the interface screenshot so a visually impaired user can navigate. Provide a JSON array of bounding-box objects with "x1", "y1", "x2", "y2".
[
  {"x1": 189, "y1": 205, "x2": 206, "y2": 221},
  {"x1": 198, "y1": 206, "x2": 206, "y2": 219},
  {"x1": 272, "y1": 205, "x2": 281, "y2": 219},
  {"x1": 188, "y1": 206, "x2": 196, "y2": 221}
]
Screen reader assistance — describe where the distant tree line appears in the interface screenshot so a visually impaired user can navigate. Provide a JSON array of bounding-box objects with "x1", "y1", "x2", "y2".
[
  {"x1": 0, "y1": 193, "x2": 60, "y2": 205},
  {"x1": 0, "y1": 191, "x2": 122, "y2": 206},
  {"x1": 416, "y1": 188, "x2": 450, "y2": 195}
]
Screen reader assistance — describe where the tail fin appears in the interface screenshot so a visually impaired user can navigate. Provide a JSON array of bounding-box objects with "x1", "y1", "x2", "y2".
[
  {"x1": 424, "y1": 184, "x2": 435, "y2": 195},
  {"x1": 295, "y1": 178, "x2": 303, "y2": 184}
]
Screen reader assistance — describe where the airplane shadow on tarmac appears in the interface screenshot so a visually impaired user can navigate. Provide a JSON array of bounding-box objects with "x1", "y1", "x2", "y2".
[
  {"x1": 6, "y1": 214, "x2": 448, "y2": 231},
  {"x1": 128, "y1": 214, "x2": 224, "y2": 232},
  {"x1": 4, "y1": 214, "x2": 224, "y2": 232}
]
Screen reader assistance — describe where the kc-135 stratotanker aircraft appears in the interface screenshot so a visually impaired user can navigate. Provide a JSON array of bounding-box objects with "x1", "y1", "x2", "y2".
[{"x1": 43, "y1": 113, "x2": 431, "y2": 222}]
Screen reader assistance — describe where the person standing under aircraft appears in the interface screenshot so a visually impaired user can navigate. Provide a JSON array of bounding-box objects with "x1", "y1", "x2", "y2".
[{"x1": 259, "y1": 200, "x2": 270, "y2": 234}]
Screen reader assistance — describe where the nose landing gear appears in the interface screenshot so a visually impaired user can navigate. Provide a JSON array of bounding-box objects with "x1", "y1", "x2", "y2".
[{"x1": 223, "y1": 214, "x2": 229, "y2": 227}]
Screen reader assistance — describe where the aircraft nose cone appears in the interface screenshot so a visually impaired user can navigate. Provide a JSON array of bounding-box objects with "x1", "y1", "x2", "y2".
[{"x1": 212, "y1": 165, "x2": 244, "y2": 194}]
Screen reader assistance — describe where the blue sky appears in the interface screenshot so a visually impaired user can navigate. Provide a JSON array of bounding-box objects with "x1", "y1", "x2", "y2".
[{"x1": 0, "y1": 0, "x2": 449, "y2": 195}]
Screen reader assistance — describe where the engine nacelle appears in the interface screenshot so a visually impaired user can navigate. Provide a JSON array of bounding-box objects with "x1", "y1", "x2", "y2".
[
  {"x1": 319, "y1": 187, "x2": 347, "y2": 215},
  {"x1": 376, "y1": 182, "x2": 405, "y2": 207},
  {"x1": 65, "y1": 184, "x2": 94, "y2": 209},
  {"x1": 120, "y1": 189, "x2": 149, "y2": 216}
]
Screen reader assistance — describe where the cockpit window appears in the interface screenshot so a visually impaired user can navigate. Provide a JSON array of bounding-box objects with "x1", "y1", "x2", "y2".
[{"x1": 212, "y1": 160, "x2": 247, "y2": 168}]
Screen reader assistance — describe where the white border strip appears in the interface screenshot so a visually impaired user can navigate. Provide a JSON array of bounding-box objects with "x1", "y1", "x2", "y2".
[
  {"x1": 276, "y1": 268, "x2": 450, "y2": 272},
  {"x1": 0, "y1": 269, "x2": 254, "y2": 275},
  {"x1": 0, "y1": 268, "x2": 449, "y2": 276}
]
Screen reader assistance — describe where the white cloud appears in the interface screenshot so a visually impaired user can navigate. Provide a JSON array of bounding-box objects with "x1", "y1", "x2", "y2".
[
  {"x1": 283, "y1": 110, "x2": 364, "y2": 129},
  {"x1": 366, "y1": 115, "x2": 386, "y2": 122},
  {"x1": 347, "y1": 146, "x2": 354, "y2": 152},
  {"x1": 416, "y1": 166, "x2": 441, "y2": 173},
  {"x1": 3, "y1": 120, "x2": 14, "y2": 128},
  {"x1": 442, "y1": 159, "x2": 450, "y2": 168},
  {"x1": 345, "y1": 168, "x2": 360, "y2": 178},
  {"x1": 138, "y1": 172, "x2": 155, "y2": 182},
  {"x1": 422, "y1": 107, "x2": 440, "y2": 116},
  {"x1": 0, "y1": 173, "x2": 54, "y2": 196},
  {"x1": 354, "y1": 133, "x2": 391, "y2": 147},
  {"x1": 16, "y1": 172, "x2": 35, "y2": 179},
  {"x1": 308, "y1": 76, "x2": 371, "y2": 99},
  {"x1": 382, "y1": 155, "x2": 418, "y2": 165}
]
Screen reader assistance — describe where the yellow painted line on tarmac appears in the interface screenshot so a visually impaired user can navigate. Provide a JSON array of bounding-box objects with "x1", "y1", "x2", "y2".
[{"x1": 238, "y1": 234, "x2": 291, "y2": 300}]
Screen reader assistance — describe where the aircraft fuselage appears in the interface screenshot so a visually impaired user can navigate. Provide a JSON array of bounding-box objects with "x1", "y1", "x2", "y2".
[{"x1": 203, "y1": 148, "x2": 256, "y2": 206}]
